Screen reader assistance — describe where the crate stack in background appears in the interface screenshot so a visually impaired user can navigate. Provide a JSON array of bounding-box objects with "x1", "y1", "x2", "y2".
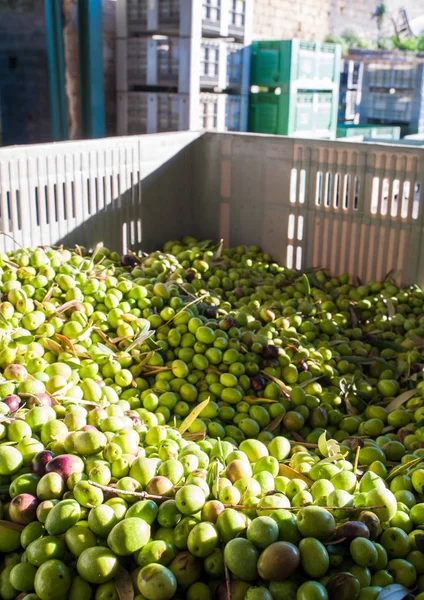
[
  {"x1": 116, "y1": 0, "x2": 253, "y2": 135},
  {"x1": 350, "y1": 49, "x2": 424, "y2": 137},
  {"x1": 338, "y1": 58, "x2": 363, "y2": 124},
  {"x1": 248, "y1": 40, "x2": 341, "y2": 138}
]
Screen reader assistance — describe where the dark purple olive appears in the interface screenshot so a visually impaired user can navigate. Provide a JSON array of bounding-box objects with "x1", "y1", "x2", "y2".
[
  {"x1": 203, "y1": 306, "x2": 218, "y2": 319},
  {"x1": 411, "y1": 363, "x2": 421, "y2": 374},
  {"x1": 46, "y1": 454, "x2": 84, "y2": 479},
  {"x1": 120, "y1": 254, "x2": 136, "y2": 267},
  {"x1": 251, "y1": 375, "x2": 267, "y2": 392},
  {"x1": 326, "y1": 572, "x2": 360, "y2": 600},
  {"x1": 32, "y1": 450, "x2": 55, "y2": 476},
  {"x1": 215, "y1": 580, "x2": 250, "y2": 600},
  {"x1": 299, "y1": 360, "x2": 309, "y2": 371},
  {"x1": 261, "y1": 359, "x2": 278, "y2": 369},
  {"x1": 334, "y1": 521, "x2": 370, "y2": 541},
  {"x1": 186, "y1": 269, "x2": 196, "y2": 282},
  {"x1": 9, "y1": 493, "x2": 39, "y2": 525},
  {"x1": 234, "y1": 287, "x2": 245, "y2": 298},
  {"x1": 2, "y1": 395, "x2": 21, "y2": 412},
  {"x1": 262, "y1": 345, "x2": 278, "y2": 359}
]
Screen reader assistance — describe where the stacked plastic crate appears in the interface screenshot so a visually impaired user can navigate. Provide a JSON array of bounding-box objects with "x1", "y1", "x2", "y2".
[
  {"x1": 338, "y1": 58, "x2": 364, "y2": 124},
  {"x1": 116, "y1": 0, "x2": 253, "y2": 135},
  {"x1": 350, "y1": 49, "x2": 424, "y2": 136},
  {"x1": 248, "y1": 40, "x2": 341, "y2": 138}
]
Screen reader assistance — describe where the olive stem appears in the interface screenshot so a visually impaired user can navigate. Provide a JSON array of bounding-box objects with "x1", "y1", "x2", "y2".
[
  {"x1": 288, "y1": 440, "x2": 319, "y2": 448},
  {"x1": 175, "y1": 281, "x2": 197, "y2": 299},
  {"x1": 87, "y1": 480, "x2": 169, "y2": 502},
  {"x1": 224, "y1": 549, "x2": 232, "y2": 600},
  {"x1": 87, "y1": 481, "x2": 387, "y2": 513},
  {"x1": 220, "y1": 503, "x2": 387, "y2": 512},
  {"x1": 0, "y1": 230, "x2": 27, "y2": 251}
]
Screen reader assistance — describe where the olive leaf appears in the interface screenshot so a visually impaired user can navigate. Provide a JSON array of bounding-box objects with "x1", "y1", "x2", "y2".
[
  {"x1": 214, "y1": 239, "x2": 224, "y2": 260},
  {"x1": 42, "y1": 339, "x2": 64, "y2": 355},
  {"x1": 318, "y1": 431, "x2": 329, "y2": 457},
  {"x1": 264, "y1": 412, "x2": 285, "y2": 432},
  {"x1": 376, "y1": 584, "x2": 411, "y2": 600},
  {"x1": 261, "y1": 371, "x2": 291, "y2": 397},
  {"x1": 125, "y1": 322, "x2": 154, "y2": 353},
  {"x1": 385, "y1": 298, "x2": 395, "y2": 319},
  {"x1": 342, "y1": 357, "x2": 376, "y2": 365},
  {"x1": 54, "y1": 333, "x2": 77, "y2": 356},
  {"x1": 243, "y1": 396, "x2": 279, "y2": 404},
  {"x1": 385, "y1": 389, "x2": 417, "y2": 413},
  {"x1": 95, "y1": 342, "x2": 117, "y2": 357},
  {"x1": 115, "y1": 566, "x2": 134, "y2": 600},
  {"x1": 278, "y1": 464, "x2": 313, "y2": 486},
  {"x1": 48, "y1": 299, "x2": 82, "y2": 318},
  {"x1": 299, "y1": 376, "x2": 322, "y2": 388},
  {"x1": 182, "y1": 429, "x2": 206, "y2": 441},
  {"x1": 302, "y1": 273, "x2": 311, "y2": 296},
  {"x1": 164, "y1": 293, "x2": 210, "y2": 326},
  {"x1": 145, "y1": 337, "x2": 161, "y2": 351},
  {"x1": 381, "y1": 425, "x2": 396, "y2": 434},
  {"x1": 385, "y1": 455, "x2": 423, "y2": 483},
  {"x1": 178, "y1": 398, "x2": 210, "y2": 435}
]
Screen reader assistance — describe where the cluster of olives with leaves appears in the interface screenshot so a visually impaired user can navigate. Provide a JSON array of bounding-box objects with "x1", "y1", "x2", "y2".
[{"x1": 0, "y1": 238, "x2": 422, "y2": 600}]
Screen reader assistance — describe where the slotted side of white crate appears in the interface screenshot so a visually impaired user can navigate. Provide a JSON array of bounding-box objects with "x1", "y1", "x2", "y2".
[
  {"x1": 2, "y1": 131, "x2": 424, "y2": 286},
  {"x1": 0, "y1": 132, "x2": 199, "y2": 254},
  {"x1": 192, "y1": 133, "x2": 424, "y2": 286}
]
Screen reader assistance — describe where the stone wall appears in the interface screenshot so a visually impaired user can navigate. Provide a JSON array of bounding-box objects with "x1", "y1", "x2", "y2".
[
  {"x1": 253, "y1": 0, "x2": 332, "y2": 41},
  {"x1": 253, "y1": 0, "x2": 424, "y2": 42}
]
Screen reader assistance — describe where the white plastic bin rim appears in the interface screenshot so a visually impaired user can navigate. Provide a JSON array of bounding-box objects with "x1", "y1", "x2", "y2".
[{"x1": 0, "y1": 130, "x2": 424, "y2": 287}]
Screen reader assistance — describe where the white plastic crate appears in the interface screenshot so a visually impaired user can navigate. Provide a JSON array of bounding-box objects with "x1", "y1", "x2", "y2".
[
  {"x1": 117, "y1": 36, "x2": 250, "y2": 94},
  {"x1": 338, "y1": 89, "x2": 361, "y2": 123},
  {"x1": 117, "y1": 0, "x2": 253, "y2": 43},
  {"x1": 1, "y1": 132, "x2": 424, "y2": 287},
  {"x1": 340, "y1": 59, "x2": 364, "y2": 90},
  {"x1": 117, "y1": 92, "x2": 248, "y2": 135},
  {"x1": 198, "y1": 92, "x2": 247, "y2": 131}
]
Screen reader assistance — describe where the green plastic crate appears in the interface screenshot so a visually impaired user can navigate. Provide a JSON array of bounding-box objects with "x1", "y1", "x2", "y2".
[
  {"x1": 249, "y1": 90, "x2": 338, "y2": 137},
  {"x1": 336, "y1": 123, "x2": 401, "y2": 140},
  {"x1": 250, "y1": 39, "x2": 341, "y2": 92}
]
